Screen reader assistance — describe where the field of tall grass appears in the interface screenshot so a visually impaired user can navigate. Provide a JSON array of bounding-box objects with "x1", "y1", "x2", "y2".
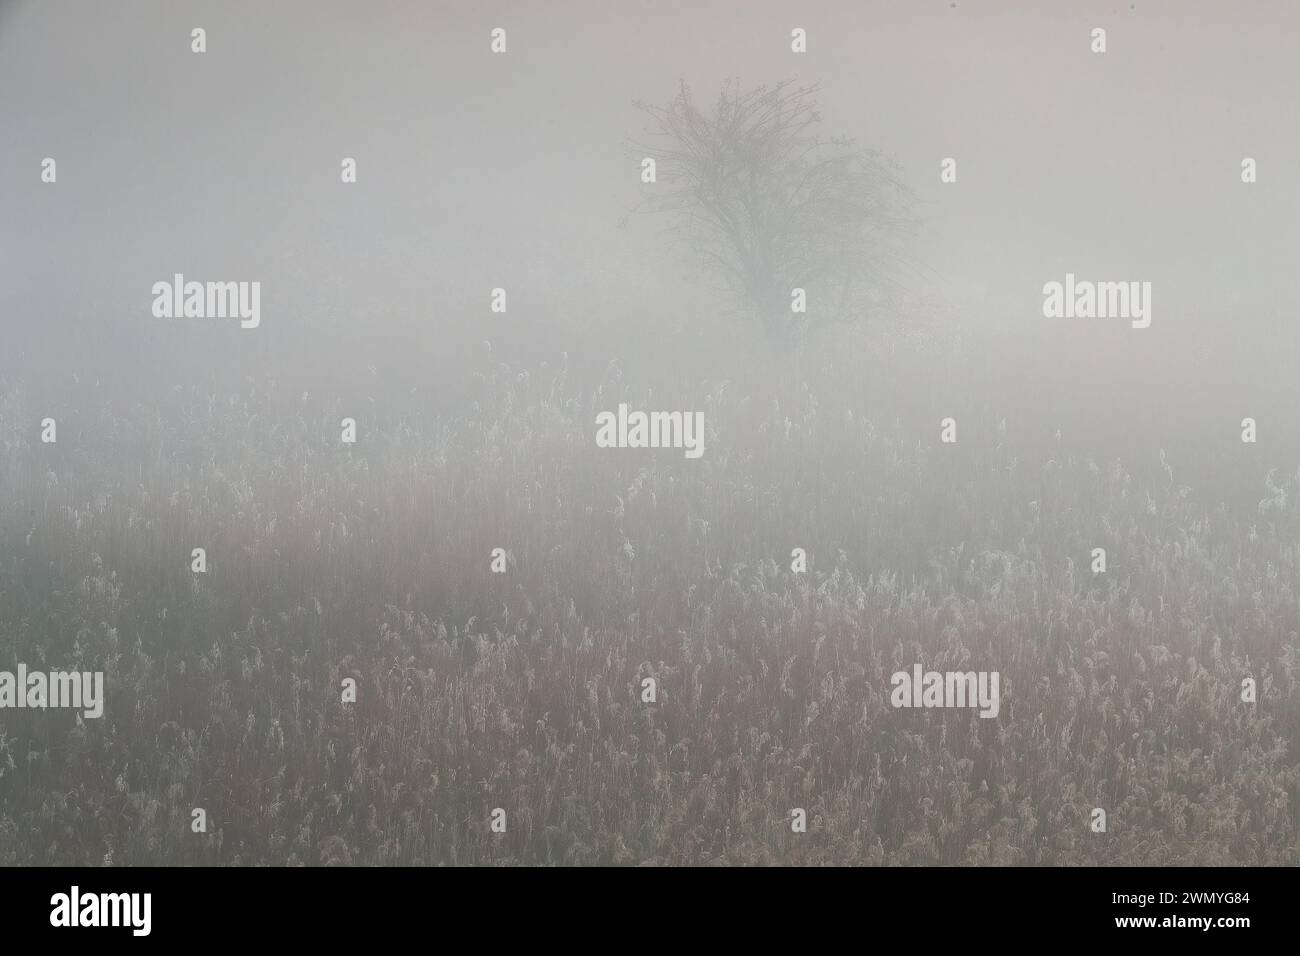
[{"x1": 1, "y1": 339, "x2": 1297, "y2": 865}]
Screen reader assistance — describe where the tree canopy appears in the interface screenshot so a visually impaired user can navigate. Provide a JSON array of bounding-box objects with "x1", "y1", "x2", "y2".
[{"x1": 633, "y1": 78, "x2": 919, "y2": 342}]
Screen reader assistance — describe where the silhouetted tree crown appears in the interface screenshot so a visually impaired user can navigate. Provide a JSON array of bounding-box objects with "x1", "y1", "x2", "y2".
[{"x1": 634, "y1": 79, "x2": 918, "y2": 342}]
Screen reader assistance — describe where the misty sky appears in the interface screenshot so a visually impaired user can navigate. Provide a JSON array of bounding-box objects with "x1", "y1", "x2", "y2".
[{"x1": 2, "y1": 0, "x2": 1298, "y2": 395}]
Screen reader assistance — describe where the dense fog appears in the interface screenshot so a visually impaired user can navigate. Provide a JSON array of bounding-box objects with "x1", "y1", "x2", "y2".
[{"x1": 1, "y1": 1, "x2": 1297, "y2": 865}]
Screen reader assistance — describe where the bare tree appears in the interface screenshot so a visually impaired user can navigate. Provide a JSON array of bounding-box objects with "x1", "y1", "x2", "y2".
[{"x1": 632, "y1": 78, "x2": 918, "y2": 342}]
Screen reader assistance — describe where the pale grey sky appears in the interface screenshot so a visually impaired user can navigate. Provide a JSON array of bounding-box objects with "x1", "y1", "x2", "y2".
[{"x1": 2, "y1": 0, "x2": 1296, "y2": 393}]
